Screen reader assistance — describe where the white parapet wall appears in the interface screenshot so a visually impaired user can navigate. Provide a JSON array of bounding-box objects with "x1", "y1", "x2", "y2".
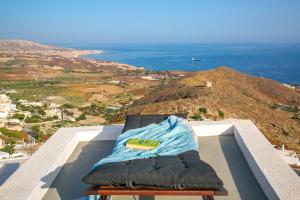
[
  {"x1": 0, "y1": 125, "x2": 124, "y2": 200},
  {"x1": 189, "y1": 119, "x2": 234, "y2": 136},
  {"x1": 0, "y1": 120, "x2": 299, "y2": 200},
  {"x1": 233, "y1": 120, "x2": 300, "y2": 200}
]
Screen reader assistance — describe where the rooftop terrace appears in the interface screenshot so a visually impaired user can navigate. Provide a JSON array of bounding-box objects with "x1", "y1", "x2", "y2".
[{"x1": 0, "y1": 120, "x2": 299, "y2": 200}]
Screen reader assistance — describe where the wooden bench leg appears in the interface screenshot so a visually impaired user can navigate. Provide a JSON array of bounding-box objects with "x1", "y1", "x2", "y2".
[
  {"x1": 100, "y1": 195, "x2": 108, "y2": 200},
  {"x1": 202, "y1": 195, "x2": 214, "y2": 200}
]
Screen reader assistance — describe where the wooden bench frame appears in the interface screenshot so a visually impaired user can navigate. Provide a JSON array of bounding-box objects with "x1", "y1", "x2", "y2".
[{"x1": 84, "y1": 186, "x2": 228, "y2": 200}]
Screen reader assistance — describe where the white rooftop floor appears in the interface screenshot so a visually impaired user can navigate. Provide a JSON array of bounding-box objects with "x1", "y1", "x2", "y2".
[{"x1": 43, "y1": 136, "x2": 267, "y2": 200}]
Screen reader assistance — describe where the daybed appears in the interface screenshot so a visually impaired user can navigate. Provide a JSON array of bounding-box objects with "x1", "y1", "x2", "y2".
[{"x1": 83, "y1": 114, "x2": 227, "y2": 200}]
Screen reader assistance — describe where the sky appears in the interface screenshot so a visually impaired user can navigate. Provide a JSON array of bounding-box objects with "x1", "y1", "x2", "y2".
[{"x1": 0, "y1": 0, "x2": 300, "y2": 45}]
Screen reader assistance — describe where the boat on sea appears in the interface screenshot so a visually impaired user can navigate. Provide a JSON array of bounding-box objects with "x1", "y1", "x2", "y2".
[{"x1": 192, "y1": 58, "x2": 201, "y2": 61}]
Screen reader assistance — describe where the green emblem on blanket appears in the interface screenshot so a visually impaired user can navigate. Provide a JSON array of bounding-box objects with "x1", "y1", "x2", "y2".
[{"x1": 126, "y1": 138, "x2": 160, "y2": 150}]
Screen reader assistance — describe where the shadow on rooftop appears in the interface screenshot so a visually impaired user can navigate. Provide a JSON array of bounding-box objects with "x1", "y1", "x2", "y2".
[
  {"x1": 218, "y1": 136, "x2": 268, "y2": 200},
  {"x1": 41, "y1": 126, "x2": 117, "y2": 200},
  {"x1": 0, "y1": 162, "x2": 20, "y2": 186}
]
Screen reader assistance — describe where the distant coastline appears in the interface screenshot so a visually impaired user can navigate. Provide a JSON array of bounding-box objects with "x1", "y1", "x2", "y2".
[
  {"x1": 74, "y1": 49, "x2": 103, "y2": 57},
  {"x1": 82, "y1": 44, "x2": 300, "y2": 85},
  {"x1": 85, "y1": 50, "x2": 300, "y2": 87},
  {"x1": 80, "y1": 50, "x2": 144, "y2": 71},
  {"x1": 79, "y1": 50, "x2": 103, "y2": 58}
]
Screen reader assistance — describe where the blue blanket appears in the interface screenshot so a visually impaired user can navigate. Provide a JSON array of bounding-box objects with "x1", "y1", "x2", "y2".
[{"x1": 92, "y1": 115, "x2": 198, "y2": 170}]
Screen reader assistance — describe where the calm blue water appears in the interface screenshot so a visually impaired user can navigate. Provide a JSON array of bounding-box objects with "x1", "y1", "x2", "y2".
[{"x1": 81, "y1": 44, "x2": 300, "y2": 84}]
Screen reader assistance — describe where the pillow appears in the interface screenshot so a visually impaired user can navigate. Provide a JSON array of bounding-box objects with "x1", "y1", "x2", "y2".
[{"x1": 122, "y1": 114, "x2": 187, "y2": 133}]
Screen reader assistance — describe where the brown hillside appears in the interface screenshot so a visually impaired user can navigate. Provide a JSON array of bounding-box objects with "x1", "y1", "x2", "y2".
[
  {"x1": 0, "y1": 40, "x2": 60, "y2": 50},
  {"x1": 128, "y1": 67, "x2": 300, "y2": 154}
]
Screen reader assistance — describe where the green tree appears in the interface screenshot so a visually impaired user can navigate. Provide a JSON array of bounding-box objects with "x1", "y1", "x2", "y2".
[
  {"x1": 31, "y1": 125, "x2": 41, "y2": 134},
  {"x1": 76, "y1": 113, "x2": 86, "y2": 122},
  {"x1": 199, "y1": 107, "x2": 207, "y2": 113},
  {"x1": 62, "y1": 103, "x2": 75, "y2": 109},
  {"x1": 190, "y1": 113, "x2": 203, "y2": 120},
  {"x1": 0, "y1": 127, "x2": 27, "y2": 138},
  {"x1": 37, "y1": 108, "x2": 46, "y2": 115},
  {"x1": 1, "y1": 143, "x2": 15, "y2": 155},
  {"x1": 104, "y1": 113, "x2": 114, "y2": 122},
  {"x1": 31, "y1": 125, "x2": 43, "y2": 141},
  {"x1": 25, "y1": 115, "x2": 42, "y2": 123},
  {"x1": 218, "y1": 110, "x2": 225, "y2": 118},
  {"x1": 12, "y1": 113, "x2": 25, "y2": 120}
]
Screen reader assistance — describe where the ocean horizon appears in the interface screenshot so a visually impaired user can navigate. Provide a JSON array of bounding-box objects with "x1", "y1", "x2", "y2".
[{"x1": 74, "y1": 43, "x2": 300, "y2": 85}]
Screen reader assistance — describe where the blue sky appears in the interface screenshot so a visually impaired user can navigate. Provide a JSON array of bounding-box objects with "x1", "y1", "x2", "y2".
[{"x1": 0, "y1": 0, "x2": 300, "y2": 45}]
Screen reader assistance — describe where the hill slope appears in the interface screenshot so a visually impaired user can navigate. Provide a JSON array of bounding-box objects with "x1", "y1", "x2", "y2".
[
  {"x1": 0, "y1": 39, "x2": 60, "y2": 50},
  {"x1": 128, "y1": 67, "x2": 300, "y2": 153},
  {"x1": 0, "y1": 39, "x2": 103, "y2": 58}
]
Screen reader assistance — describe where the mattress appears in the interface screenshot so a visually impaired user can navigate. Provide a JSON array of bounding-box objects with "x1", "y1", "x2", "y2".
[{"x1": 82, "y1": 114, "x2": 223, "y2": 190}]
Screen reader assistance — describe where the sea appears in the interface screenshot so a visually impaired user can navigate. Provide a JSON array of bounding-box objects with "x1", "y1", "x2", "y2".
[{"x1": 78, "y1": 44, "x2": 300, "y2": 85}]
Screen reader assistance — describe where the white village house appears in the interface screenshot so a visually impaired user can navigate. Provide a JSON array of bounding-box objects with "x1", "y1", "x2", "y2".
[{"x1": 0, "y1": 94, "x2": 16, "y2": 119}]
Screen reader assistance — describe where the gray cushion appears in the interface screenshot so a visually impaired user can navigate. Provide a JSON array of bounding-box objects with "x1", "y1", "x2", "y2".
[
  {"x1": 82, "y1": 150, "x2": 223, "y2": 189},
  {"x1": 82, "y1": 114, "x2": 224, "y2": 190}
]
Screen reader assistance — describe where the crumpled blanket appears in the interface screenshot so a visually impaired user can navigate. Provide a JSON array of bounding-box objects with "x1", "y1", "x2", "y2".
[{"x1": 92, "y1": 115, "x2": 198, "y2": 170}]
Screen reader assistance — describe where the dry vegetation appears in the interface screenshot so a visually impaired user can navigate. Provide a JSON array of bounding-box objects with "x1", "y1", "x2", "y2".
[{"x1": 128, "y1": 67, "x2": 300, "y2": 154}]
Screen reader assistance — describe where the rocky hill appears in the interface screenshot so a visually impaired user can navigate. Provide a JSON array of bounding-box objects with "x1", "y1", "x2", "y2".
[
  {"x1": 128, "y1": 67, "x2": 300, "y2": 154},
  {"x1": 0, "y1": 39, "x2": 60, "y2": 50}
]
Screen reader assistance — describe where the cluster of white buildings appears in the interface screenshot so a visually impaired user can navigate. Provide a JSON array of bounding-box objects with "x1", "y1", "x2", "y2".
[
  {"x1": 0, "y1": 93, "x2": 62, "y2": 124},
  {"x1": 0, "y1": 94, "x2": 24, "y2": 131},
  {"x1": 45, "y1": 103, "x2": 61, "y2": 118},
  {"x1": 141, "y1": 74, "x2": 166, "y2": 81},
  {"x1": 17, "y1": 99, "x2": 43, "y2": 107},
  {"x1": 0, "y1": 91, "x2": 64, "y2": 134},
  {"x1": 109, "y1": 80, "x2": 125, "y2": 84},
  {"x1": 0, "y1": 94, "x2": 16, "y2": 119},
  {"x1": 19, "y1": 101, "x2": 62, "y2": 119},
  {"x1": 0, "y1": 151, "x2": 29, "y2": 160},
  {"x1": 106, "y1": 104, "x2": 123, "y2": 110},
  {"x1": 141, "y1": 73, "x2": 185, "y2": 81},
  {"x1": 0, "y1": 135, "x2": 30, "y2": 162},
  {"x1": 282, "y1": 83, "x2": 296, "y2": 90},
  {"x1": 0, "y1": 91, "x2": 64, "y2": 163}
]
